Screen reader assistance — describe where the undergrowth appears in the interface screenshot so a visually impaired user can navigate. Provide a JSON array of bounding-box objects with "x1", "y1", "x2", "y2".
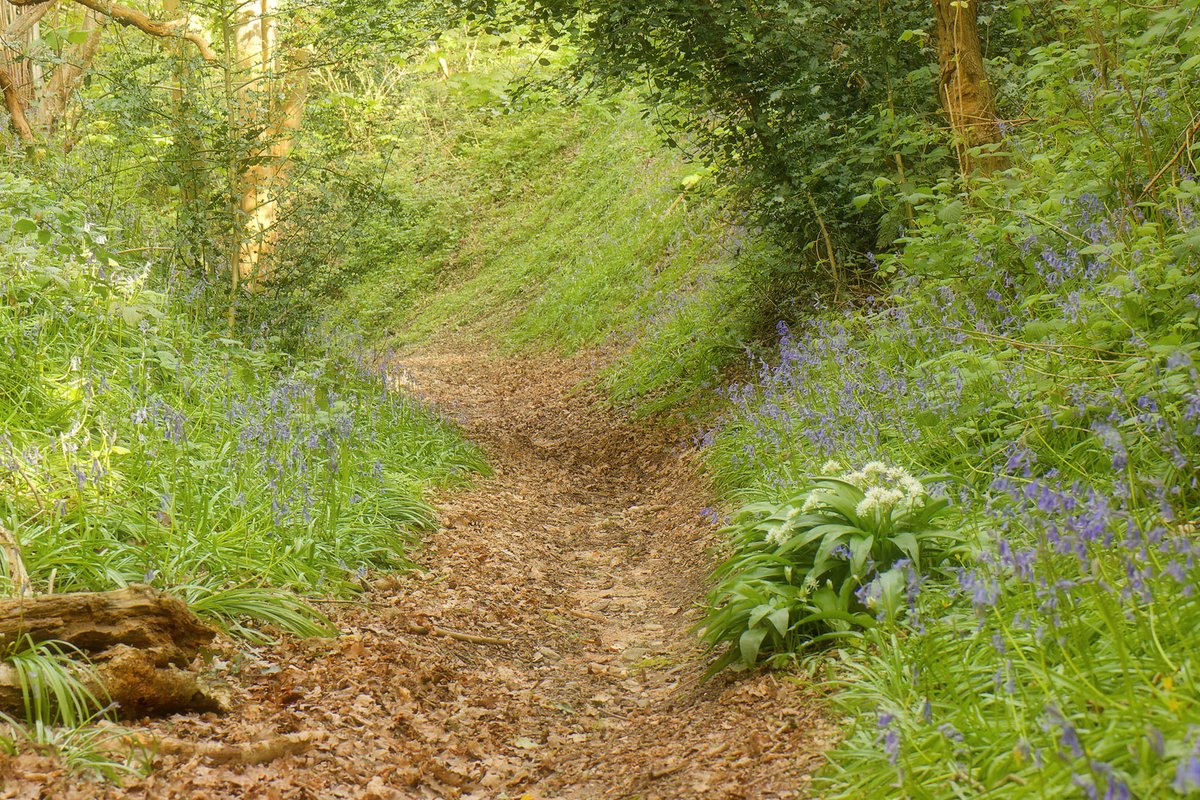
[
  {"x1": 0, "y1": 171, "x2": 485, "y2": 634},
  {"x1": 698, "y1": 2, "x2": 1200, "y2": 796},
  {"x1": 282, "y1": 34, "x2": 793, "y2": 418}
]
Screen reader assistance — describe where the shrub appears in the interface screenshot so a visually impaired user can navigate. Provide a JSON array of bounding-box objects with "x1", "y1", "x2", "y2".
[{"x1": 700, "y1": 462, "x2": 962, "y2": 673}]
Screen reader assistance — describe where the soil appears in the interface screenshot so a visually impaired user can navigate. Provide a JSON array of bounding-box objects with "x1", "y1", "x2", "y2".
[{"x1": 0, "y1": 343, "x2": 836, "y2": 800}]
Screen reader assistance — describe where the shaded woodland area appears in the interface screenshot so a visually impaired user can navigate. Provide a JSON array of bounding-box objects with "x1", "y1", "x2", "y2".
[{"x1": 1, "y1": 1, "x2": 1200, "y2": 797}]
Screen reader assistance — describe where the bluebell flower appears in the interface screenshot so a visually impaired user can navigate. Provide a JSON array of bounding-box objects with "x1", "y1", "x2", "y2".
[{"x1": 1175, "y1": 756, "x2": 1200, "y2": 795}]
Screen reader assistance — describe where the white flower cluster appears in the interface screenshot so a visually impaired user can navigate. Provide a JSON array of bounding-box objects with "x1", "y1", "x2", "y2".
[
  {"x1": 800, "y1": 492, "x2": 827, "y2": 514},
  {"x1": 792, "y1": 461, "x2": 926, "y2": 524},
  {"x1": 846, "y1": 461, "x2": 926, "y2": 518}
]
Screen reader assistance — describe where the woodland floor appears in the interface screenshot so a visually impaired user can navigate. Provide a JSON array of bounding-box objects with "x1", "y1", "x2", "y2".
[{"x1": 2, "y1": 342, "x2": 836, "y2": 800}]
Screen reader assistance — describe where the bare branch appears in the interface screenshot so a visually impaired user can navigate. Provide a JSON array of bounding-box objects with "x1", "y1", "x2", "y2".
[{"x1": 70, "y1": 0, "x2": 218, "y2": 62}]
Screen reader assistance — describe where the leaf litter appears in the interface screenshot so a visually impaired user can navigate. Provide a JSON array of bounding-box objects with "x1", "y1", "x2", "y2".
[{"x1": 0, "y1": 341, "x2": 836, "y2": 799}]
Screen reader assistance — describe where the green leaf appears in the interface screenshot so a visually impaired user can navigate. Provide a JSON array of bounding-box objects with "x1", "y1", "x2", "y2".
[
  {"x1": 767, "y1": 607, "x2": 790, "y2": 636},
  {"x1": 891, "y1": 531, "x2": 920, "y2": 563},
  {"x1": 739, "y1": 627, "x2": 768, "y2": 666},
  {"x1": 849, "y1": 534, "x2": 875, "y2": 576}
]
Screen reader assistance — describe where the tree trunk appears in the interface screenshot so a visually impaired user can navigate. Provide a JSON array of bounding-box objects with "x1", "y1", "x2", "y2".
[
  {"x1": 0, "y1": 0, "x2": 49, "y2": 142},
  {"x1": 0, "y1": 66, "x2": 33, "y2": 142},
  {"x1": 932, "y1": 0, "x2": 1006, "y2": 175},
  {"x1": 0, "y1": 586, "x2": 229, "y2": 717},
  {"x1": 35, "y1": 9, "x2": 104, "y2": 134},
  {"x1": 255, "y1": 46, "x2": 309, "y2": 284},
  {"x1": 234, "y1": 0, "x2": 277, "y2": 288}
]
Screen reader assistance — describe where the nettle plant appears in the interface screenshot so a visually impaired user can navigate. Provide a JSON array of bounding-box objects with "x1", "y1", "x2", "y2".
[{"x1": 701, "y1": 462, "x2": 964, "y2": 671}]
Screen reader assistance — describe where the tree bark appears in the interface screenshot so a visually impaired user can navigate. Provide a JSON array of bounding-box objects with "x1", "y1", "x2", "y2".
[
  {"x1": 0, "y1": 0, "x2": 50, "y2": 143},
  {"x1": 0, "y1": 66, "x2": 33, "y2": 142},
  {"x1": 36, "y1": 10, "x2": 104, "y2": 133},
  {"x1": 0, "y1": 586, "x2": 228, "y2": 717},
  {"x1": 233, "y1": 0, "x2": 276, "y2": 287},
  {"x1": 933, "y1": 0, "x2": 1006, "y2": 175},
  {"x1": 0, "y1": 585, "x2": 215, "y2": 658}
]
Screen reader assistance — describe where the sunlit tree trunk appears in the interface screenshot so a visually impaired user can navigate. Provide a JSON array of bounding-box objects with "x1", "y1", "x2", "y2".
[
  {"x1": 233, "y1": 0, "x2": 277, "y2": 288},
  {"x1": 932, "y1": 0, "x2": 1006, "y2": 175},
  {"x1": 232, "y1": 0, "x2": 306, "y2": 289},
  {"x1": 36, "y1": 9, "x2": 103, "y2": 134},
  {"x1": 0, "y1": 0, "x2": 50, "y2": 143}
]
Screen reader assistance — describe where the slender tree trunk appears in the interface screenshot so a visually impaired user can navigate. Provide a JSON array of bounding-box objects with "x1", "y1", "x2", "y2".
[
  {"x1": 0, "y1": 0, "x2": 49, "y2": 142},
  {"x1": 0, "y1": 67, "x2": 33, "y2": 142},
  {"x1": 233, "y1": 0, "x2": 277, "y2": 288},
  {"x1": 232, "y1": 0, "x2": 305, "y2": 289},
  {"x1": 35, "y1": 9, "x2": 103, "y2": 134},
  {"x1": 932, "y1": 0, "x2": 1006, "y2": 175}
]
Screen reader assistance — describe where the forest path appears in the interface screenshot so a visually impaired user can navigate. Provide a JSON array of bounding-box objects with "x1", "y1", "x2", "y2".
[
  {"x1": 23, "y1": 343, "x2": 834, "y2": 800},
  {"x1": 359, "y1": 343, "x2": 836, "y2": 798}
]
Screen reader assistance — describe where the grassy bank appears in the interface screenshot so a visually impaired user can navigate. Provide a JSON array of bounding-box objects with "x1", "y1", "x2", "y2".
[{"x1": 1, "y1": 172, "x2": 485, "y2": 637}]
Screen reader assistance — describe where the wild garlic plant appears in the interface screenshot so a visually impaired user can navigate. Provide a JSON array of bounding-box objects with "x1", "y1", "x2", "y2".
[{"x1": 700, "y1": 461, "x2": 963, "y2": 672}]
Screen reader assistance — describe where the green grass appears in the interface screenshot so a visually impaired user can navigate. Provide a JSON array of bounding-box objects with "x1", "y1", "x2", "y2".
[
  {"x1": 311, "y1": 45, "x2": 768, "y2": 416},
  {"x1": 0, "y1": 171, "x2": 486, "y2": 634}
]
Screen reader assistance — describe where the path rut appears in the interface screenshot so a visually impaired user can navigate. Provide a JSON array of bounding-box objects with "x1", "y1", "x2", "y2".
[{"x1": 7, "y1": 344, "x2": 835, "y2": 800}]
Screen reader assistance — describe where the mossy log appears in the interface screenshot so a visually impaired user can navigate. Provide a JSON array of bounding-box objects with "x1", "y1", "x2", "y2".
[{"x1": 0, "y1": 585, "x2": 229, "y2": 717}]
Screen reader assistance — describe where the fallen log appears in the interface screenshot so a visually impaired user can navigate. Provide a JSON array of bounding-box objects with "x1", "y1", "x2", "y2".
[
  {"x1": 0, "y1": 584, "x2": 215, "y2": 662},
  {"x1": 0, "y1": 585, "x2": 229, "y2": 717}
]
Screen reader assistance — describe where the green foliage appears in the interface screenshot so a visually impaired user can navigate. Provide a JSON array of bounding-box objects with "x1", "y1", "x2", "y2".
[
  {"x1": 296, "y1": 36, "x2": 769, "y2": 415},
  {"x1": 5, "y1": 638, "x2": 102, "y2": 729},
  {"x1": 683, "y1": 1, "x2": 1200, "y2": 796},
  {"x1": 700, "y1": 463, "x2": 961, "y2": 673},
  {"x1": 476, "y1": 0, "x2": 1059, "y2": 278},
  {"x1": 0, "y1": 172, "x2": 485, "y2": 636}
]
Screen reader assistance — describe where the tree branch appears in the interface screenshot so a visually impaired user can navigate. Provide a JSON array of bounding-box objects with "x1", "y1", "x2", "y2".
[
  {"x1": 69, "y1": 0, "x2": 218, "y2": 62},
  {"x1": 0, "y1": 66, "x2": 33, "y2": 142},
  {"x1": 2, "y1": 0, "x2": 55, "y2": 39}
]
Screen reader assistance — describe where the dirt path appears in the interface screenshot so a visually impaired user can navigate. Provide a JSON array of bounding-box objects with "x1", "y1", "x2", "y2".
[{"x1": 7, "y1": 344, "x2": 834, "y2": 800}]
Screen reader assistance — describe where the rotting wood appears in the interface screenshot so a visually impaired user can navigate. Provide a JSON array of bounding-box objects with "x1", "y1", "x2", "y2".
[
  {"x1": 0, "y1": 586, "x2": 227, "y2": 717},
  {"x1": 114, "y1": 730, "x2": 326, "y2": 765},
  {"x1": 0, "y1": 585, "x2": 215, "y2": 661}
]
